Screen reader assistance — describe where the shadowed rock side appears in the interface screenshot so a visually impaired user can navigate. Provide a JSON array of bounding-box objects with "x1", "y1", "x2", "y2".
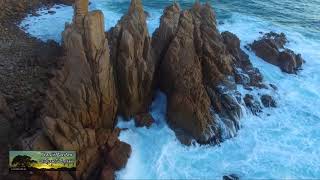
[
  {"x1": 108, "y1": 0, "x2": 155, "y2": 118},
  {"x1": 250, "y1": 32, "x2": 304, "y2": 74},
  {"x1": 152, "y1": 2, "x2": 271, "y2": 145}
]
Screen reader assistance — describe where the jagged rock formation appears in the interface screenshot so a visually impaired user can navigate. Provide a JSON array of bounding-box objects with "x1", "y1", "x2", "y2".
[
  {"x1": 250, "y1": 32, "x2": 304, "y2": 74},
  {"x1": 108, "y1": 0, "x2": 155, "y2": 118},
  {"x1": 152, "y1": 2, "x2": 270, "y2": 144},
  {"x1": 20, "y1": 0, "x2": 130, "y2": 179},
  {"x1": 222, "y1": 31, "x2": 265, "y2": 89}
]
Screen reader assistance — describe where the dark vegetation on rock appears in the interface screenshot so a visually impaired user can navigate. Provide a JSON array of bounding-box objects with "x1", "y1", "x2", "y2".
[{"x1": 250, "y1": 32, "x2": 304, "y2": 74}]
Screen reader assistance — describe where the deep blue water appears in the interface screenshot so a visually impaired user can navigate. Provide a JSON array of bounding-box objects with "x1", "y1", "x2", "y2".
[{"x1": 19, "y1": 0, "x2": 320, "y2": 179}]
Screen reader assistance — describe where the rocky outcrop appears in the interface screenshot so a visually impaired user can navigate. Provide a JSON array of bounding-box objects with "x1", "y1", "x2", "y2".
[
  {"x1": 108, "y1": 0, "x2": 155, "y2": 118},
  {"x1": 151, "y1": 2, "x2": 270, "y2": 144},
  {"x1": 222, "y1": 31, "x2": 265, "y2": 89},
  {"x1": 21, "y1": 0, "x2": 127, "y2": 179},
  {"x1": 250, "y1": 32, "x2": 304, "y2": 74}
]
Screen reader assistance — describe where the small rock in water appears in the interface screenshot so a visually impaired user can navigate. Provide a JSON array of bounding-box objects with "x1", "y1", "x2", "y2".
[
  {"x1": 269, "y1": 83, "x2": 278, "y2": 90},
  {"x1": 249, "y1": 31, "x2": 303, "y2": 74},
  {"x1": 134, "y1": 113, "x2": 155, "y2": 128},
  {"x1": 244, "y1": 94, "x2": 262, "y2": 115},
  {"x1": 223, "y1": 174, "x2": 240, "y2": 180},
  {"x1": 48, "y1": 10, "x2": 56, "y2": 14},
  {"x1": 244, "y1": 45, "x2": 250, "y2": 51},
  {"x1": 261, "y1": 94, "x2": 277, "y2": 107}
]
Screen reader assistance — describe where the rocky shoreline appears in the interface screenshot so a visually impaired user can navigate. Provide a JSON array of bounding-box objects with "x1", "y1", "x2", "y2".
[{"x1": 0, "y1": 0, "x2": 306, "y2": 180}]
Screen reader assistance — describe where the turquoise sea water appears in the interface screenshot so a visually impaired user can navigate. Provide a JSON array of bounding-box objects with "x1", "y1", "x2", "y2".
[{"x1": 19, "y1": 0, "x2": 320, "y2": 179}]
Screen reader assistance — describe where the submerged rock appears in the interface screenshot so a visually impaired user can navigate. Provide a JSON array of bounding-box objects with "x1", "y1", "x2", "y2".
[{"x1": 250, "y1": 32, "x2": 304, "y2": 74}]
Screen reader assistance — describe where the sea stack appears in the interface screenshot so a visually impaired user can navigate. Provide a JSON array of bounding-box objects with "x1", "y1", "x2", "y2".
[
  {"x1": 151, "y1": 2, "x2": 271, "y2": 144},
  {"x1": 22, "y1": 0, "x2": 130, "y2": 179}
]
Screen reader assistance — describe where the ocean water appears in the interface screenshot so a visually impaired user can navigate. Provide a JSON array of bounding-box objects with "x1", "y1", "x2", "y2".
[{"x1": 19, "y1": 0, "x2": 320, "y2": 179}]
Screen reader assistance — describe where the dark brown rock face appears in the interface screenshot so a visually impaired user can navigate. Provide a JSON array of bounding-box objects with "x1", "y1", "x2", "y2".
[
  {"x1": 107, "y1": 141, "x2": 132, "y2": 170},
  {"x1": 152, "y1": 2, "x2": 263, "y2": 144},
  {"x1": 100, "y1": 164, "x2": 115, "y2": 180},
  {"x1": 109, "y1": 0, "x2": 155, "y2": 118},
  {"x1": 250, "y1": 32, "x2": 304, "y2": 74}
]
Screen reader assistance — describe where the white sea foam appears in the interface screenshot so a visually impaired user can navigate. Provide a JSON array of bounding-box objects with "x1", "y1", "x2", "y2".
[
  {"x1": 116, "y1": 13, "x2": 320, "y2": 179},
  {"x1": 19, "y1": 0, "x2": 161, "y2": 42},
  {"x1": 19, "y1": 4, "x2": 73, "y2": 42},
  {"x1": 18, "y1": 2, "x2": 320, "y2": 179}
]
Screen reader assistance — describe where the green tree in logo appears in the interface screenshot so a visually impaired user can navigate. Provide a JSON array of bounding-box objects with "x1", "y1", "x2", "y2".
[{"x1": 11, "y1": 155, "x2": 37, "y2": 168}]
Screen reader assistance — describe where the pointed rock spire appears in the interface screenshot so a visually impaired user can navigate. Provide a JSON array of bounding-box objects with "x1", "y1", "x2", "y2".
[{"x1": 73, "y1": 0, "x2": 89, "y2": 30}]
